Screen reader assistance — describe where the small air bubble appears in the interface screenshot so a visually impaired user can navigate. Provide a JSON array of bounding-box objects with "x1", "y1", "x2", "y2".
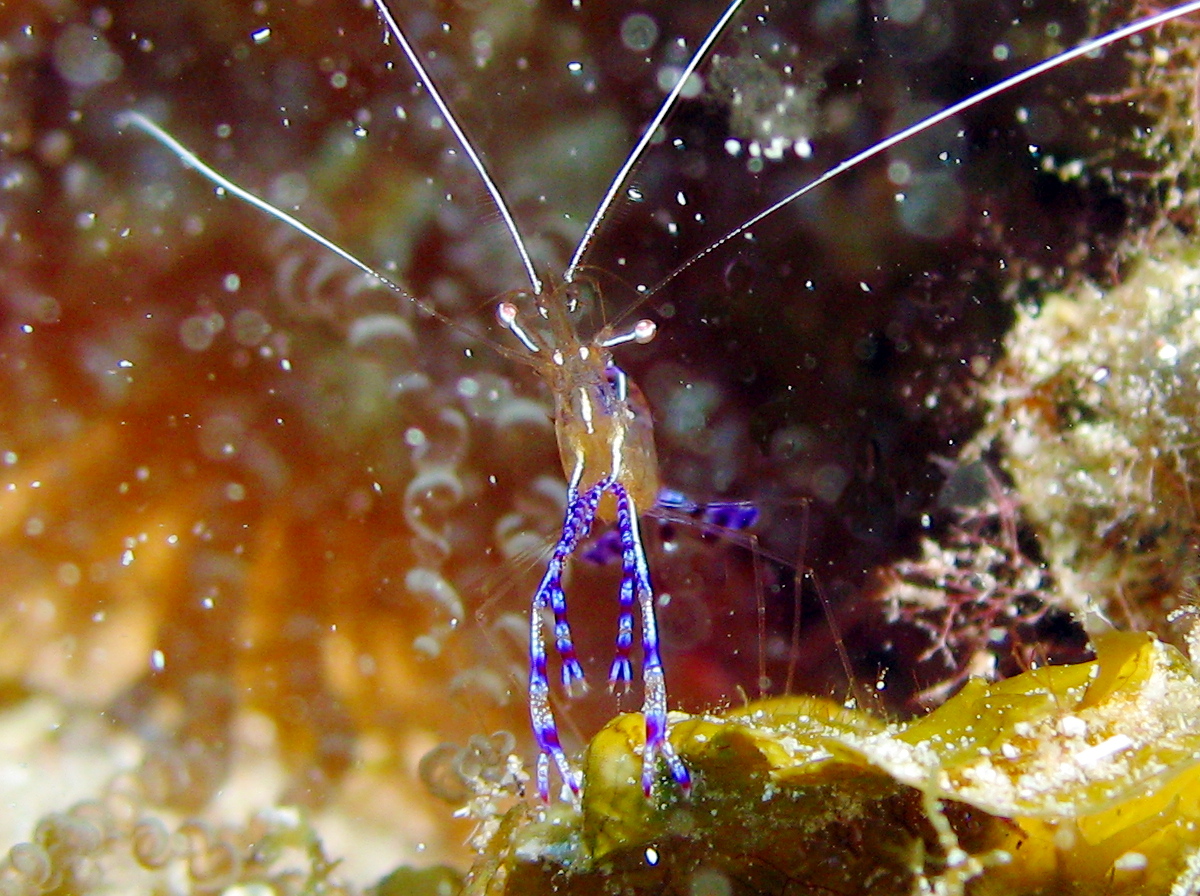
[
  {"x1": 57, "y1": 563, "x2": 81, "y2": 586},
  {"x1": 887, "y1": 160, "x2": 911, "y2": 185},
  {"x1": 53, "y1": 24, "x2": 122, "y2": 87},
  {"x1": 330, "y1": 71, "x2": 348, "y2": 89},
  {"x1": 812, "y1": 464, "x2": 849, "y2": 503},
  {"x1": 656, "y1": 66, "x2": 702, "y2": 99},
  {"x1": 992, "y1": 43, "x2": 1009, "y2": 61},
  {"x1": 620, "y1": 13, "x2": 659, "y2": 52},
  {"x1": 231, "y1": 308, "x2": 270, "y2": 346},
  {"x1": 215, "y1": 122, "x2": 232, "y2": 139},
  {"x1": 226, "y1": 482, "x2": 246, "y2": 502},
  {"x1": 223, "y1": 272, "x2": 241, "y2": 292},
  {"x1": 179, "y1": 314, "x2": 219, "y2": 351},
  {"x1": 405, "y1": 427, "x2": 427, "y2": 448}
]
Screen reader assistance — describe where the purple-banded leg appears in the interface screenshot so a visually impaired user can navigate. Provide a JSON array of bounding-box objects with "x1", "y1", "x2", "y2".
[
  {"x1": 656, "y1": 487, "x2": 760, "y2": 531},
  {"x1": 611, "y1": 481, "x2": 691, "y2": 797},
  {"x1": 608, "y1": 535, "x2": 636, "y2": 690},
  {"x1": 537, "y1": 553, "x2": 585, "y2": 692},
  {"x1": 528, "y1": 582, "x2": 578, "y2": 799},
  {"x1": 528, "y1": 480, "x2": 605, "y2": 799},
  {"x1": 541, "y1": 481, "x2": 603, "y2": 692}
]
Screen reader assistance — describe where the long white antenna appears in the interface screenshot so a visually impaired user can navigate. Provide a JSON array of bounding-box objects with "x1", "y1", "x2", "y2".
[
  {"x1": 116, "y1": 110, "x2": 501, "y2": 344},
  {"x1": 118, "y1": 111, "x2": 411, "y2": 295},
  {"x1": 642, "y1": 0, "x2": 1200, "y2": 301},
  {"x1": 371, "y1": 0, "x2": 544, "y2": 296},
  {"x1": 564, "y1": 0, "x2": 747, "y2": 283}
]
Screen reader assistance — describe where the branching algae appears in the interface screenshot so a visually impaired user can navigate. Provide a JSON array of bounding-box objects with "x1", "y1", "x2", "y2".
[{"x1": 463, "y1": 625, "x2": 1200, "y2": 895}]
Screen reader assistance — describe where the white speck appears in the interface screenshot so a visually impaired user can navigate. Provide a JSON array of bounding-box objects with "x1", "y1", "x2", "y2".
[
  {"x1": 644, "y1": 847, "x2": 659, "y2": 866},
  {"x1": 150, "y1": 649, "x2": 165, "y2": 671},
  {"x1": 1075, "y1": 734, "x2": 1134, "y2": 768},
  {"x1": 1157, "y1": 342, "x2": 1179, "y2": 362},
  {"x1": 251, "y1": 27, "x2": 271, "y2": 44},
  {"x1": 121, "y1": 549, "x2": 134, "y2": 566},
  {"x1": 1000, "y1": 742, "x2": 1019, "y2": 759},
  {"x1": 1092, "y1": 366, "x2": 1109, "y2": 382},
  {"x1": 1057, "y1": 715, "x2": 1087, "y2": 738},
  {"x1": 1113, "y1": 851, "x2": 1147, "y2": 871}
]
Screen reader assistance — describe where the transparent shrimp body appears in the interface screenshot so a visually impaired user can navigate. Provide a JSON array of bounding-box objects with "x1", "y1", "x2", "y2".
[{"x1": 496, "y1": 285, "x2": 687, "y2": 799}]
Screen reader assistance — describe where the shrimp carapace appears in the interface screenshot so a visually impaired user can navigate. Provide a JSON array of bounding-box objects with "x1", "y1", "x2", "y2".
[{"x1": 498, "y1": 283, "x2": 659, "y2": 515}]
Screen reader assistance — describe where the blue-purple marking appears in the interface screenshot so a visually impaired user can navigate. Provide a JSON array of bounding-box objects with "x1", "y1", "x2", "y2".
[{"x1": 528, "y1": 471, "x2": 691, "y2": 800}]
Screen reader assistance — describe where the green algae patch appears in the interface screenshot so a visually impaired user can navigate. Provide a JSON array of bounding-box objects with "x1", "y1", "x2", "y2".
[{"x1": 465, "y1": 631, "x2": 1200, "y2": 895}]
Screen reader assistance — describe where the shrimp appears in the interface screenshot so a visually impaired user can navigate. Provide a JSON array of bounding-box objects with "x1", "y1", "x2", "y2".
[{"x1": 116, "y1": 0, "x2": 1200, "y2": 805}]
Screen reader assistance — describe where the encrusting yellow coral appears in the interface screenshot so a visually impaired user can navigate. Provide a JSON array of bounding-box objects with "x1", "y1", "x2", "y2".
[{"x1": 465, "y1": 624, "x2": 1200, "y2": 895}]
